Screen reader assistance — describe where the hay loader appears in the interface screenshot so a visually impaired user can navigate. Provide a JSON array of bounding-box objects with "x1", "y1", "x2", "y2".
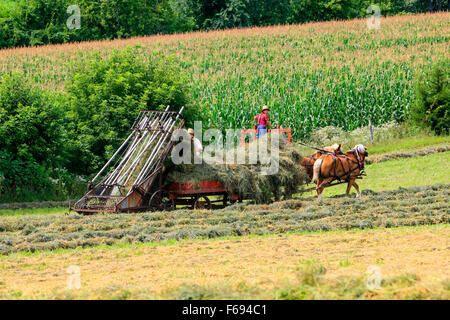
[
  {"x1": 72, "y1": 107, "x2": 186, "y2": 214},
  {"x1": 72, "y1": 108, "x2": 243, "y2": 213}
]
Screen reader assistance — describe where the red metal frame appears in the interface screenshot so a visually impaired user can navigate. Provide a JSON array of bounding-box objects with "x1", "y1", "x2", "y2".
[
  {"x1": 165, "y1": 181, "x2": 226, "y2": 196},
  {"x1": 240, "y1": 128, "x2": 291, "y2": 146},
  {"x1": 164, "y1": 180, "x2": 241, "y2": 208}
]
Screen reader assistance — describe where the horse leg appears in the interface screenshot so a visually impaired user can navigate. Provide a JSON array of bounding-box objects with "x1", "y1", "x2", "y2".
[
  {"x1": 316, "y1": 179, "x2": 323, "y2": 200},
  {"x1": 352, "y1": 180, "x2": 361, "y2": 198},
  {"x1": 316, "y1": 178, "x2": 333, "y2": 200},
  {"x1": 346, "y1": 181, "x2": 352, "y2": 197}
]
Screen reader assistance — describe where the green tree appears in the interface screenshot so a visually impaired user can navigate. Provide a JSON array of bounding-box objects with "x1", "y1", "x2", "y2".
[
  {"x1": 66, "y1": 46, "x2": 195, "y2": 175},
  {"x1": 207, "y1": 0, "x2": 251, "y2": 29},
  {"x1": 169, "y1": 0, "x2": 199, "y2": 31},
  {"x1": 410, "y1": 64, "x2": 449, "y2": 135},
  {"x1": 0, "y1": 73, "x2": 68, "y2": 201}
]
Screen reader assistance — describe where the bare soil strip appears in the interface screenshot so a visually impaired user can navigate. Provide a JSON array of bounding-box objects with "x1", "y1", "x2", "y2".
[{"x1": 0, "y1": 225, "x2": 448, "y2": 299}]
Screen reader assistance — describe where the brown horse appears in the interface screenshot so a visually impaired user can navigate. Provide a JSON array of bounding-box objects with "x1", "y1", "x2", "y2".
[
  {"x1": 312, "y1": 144, "x2": 368, "y2": 199},
  {"x1": 301, "y1": 144, "x2": 342, "y2": 179}
]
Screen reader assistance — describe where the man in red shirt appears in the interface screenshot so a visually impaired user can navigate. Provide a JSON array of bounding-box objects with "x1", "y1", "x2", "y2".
[{"x1": 254, "y1": 105, "x2": 273, "y2": 139}]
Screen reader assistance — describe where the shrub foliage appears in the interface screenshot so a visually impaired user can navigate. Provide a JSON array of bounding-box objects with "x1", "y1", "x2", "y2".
[
  {"x1": 410, "y1": 63, "x2": 449, "y2": 135},
  {"x1": 0, "y1": 73, "x2": 71, "y2": 201},
  {"x1": 0, "y1": 47, "x2": 194, "y2": 201},
  {"x1": 66, "y1": 46, "x2": 192, "y2": 174}
]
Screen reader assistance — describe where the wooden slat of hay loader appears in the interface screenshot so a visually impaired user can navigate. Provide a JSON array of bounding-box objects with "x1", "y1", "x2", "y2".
[{"x1": 72, "y1": 107, "x2": 185, "y2": 214}]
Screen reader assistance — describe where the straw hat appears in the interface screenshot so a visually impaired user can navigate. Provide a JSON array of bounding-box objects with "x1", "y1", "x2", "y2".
[
  {"x1": 261, "y1": 105, "x2": 270, "y2": 112},
  {"x1": 187, "y1": 128, "x2": 195, "y2": 135}
]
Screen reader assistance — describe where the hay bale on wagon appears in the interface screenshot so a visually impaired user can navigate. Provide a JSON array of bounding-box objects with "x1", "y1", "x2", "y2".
[{"x1": 164, "y1": 137, "x2": 308, "y2": 203}]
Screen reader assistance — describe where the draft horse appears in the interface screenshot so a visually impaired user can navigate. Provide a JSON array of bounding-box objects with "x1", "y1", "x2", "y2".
[
  {"x1": 312, "y1": 144, "x2": 368, "y2": 199},
  {"x1": 301, "y1": 144, "x2": 342, "y2": 179}
]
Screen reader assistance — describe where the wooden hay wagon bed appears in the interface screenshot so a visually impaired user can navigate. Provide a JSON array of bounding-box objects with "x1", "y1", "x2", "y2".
[{"x1": 153, "y1": 180, "x2": 242, "y2": 211}]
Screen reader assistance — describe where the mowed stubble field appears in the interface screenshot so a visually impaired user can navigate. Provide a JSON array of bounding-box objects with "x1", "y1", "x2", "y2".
[
  {"x1": 0, "y1": 175, "x2": 449, "y2": 299},
  {"x1": 1, "y1": 225, "x2": 448, "y2": 299}
]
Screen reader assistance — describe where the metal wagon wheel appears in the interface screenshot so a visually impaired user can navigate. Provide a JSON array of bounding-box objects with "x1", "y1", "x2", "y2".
[
  {"x1": 193, "y1": 195, "x2": 212, "y2": 210},
  {"x1": 222, "y1": 193, "x2": 237, "y2": 207},
  {"x1": 149, "y1": 190, "x2": 175, "y2": 211}
]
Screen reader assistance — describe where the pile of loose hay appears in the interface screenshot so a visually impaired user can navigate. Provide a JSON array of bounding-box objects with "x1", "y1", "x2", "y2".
[
  {"x1": 365, "y1": 145, "x2": 449, "y2": 164},
  {"x1": 164, "y1": 137, "x2": 308, "y2": 203}
]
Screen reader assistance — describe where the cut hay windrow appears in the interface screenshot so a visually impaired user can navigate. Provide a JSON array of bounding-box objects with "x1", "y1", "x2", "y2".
[
  {"x1": 365, "y1": 145, "x2": 450, "y2": 165},
  {"x1": 164, "y1": 137, "x2": 308, "y2": 203},
  {"x1": 0, "y1": 184, "x2": 447, "y2": 255}
]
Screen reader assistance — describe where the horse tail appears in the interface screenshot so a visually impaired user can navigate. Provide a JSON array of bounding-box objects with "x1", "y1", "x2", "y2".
[{"x1": 312, "y1": 158, "x2": 323, "y2": 183}]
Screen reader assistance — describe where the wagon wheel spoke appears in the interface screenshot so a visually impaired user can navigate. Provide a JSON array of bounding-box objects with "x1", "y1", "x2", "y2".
[
  {"x1": 223, "y1": 194, "x2": 237, "y2": 206},
  {"x1": 149, "y1": 190, "x2": 174, "y2": 211},
  {"x1": 193, "y1": 196, "x2": 211, "y2": 210}
]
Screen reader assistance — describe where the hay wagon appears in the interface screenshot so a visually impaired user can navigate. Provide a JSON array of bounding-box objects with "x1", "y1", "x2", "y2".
[
  {"x1": 72, "y1": 108, "x2": 244, "y2": 214},
  {"x1": 150, "y1": 181, "x2": 242, "y2": 211},
  {"x1": 71, "y1": 110, "x2": 291, "y2": 214}
]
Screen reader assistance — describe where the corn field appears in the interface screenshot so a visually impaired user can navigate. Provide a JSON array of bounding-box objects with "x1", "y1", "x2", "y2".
[{"x1": 0, "y1": 12, "x2": 448, "y2": 139}]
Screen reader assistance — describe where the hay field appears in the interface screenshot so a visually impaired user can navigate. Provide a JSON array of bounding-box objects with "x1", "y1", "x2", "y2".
[
  {"x1": 0, "y1": 147, "x2": 449, "y2": 299},
  {"x1": 0, "y1": 225, "x2": 448, "y2": 299},
  {"x1": 0, "y1": 12, "x2": 449, "y2": 299},
  {"x1": 0, "y1": 183, "x2": 448, "y2": 254},
  {"x1": 1, "y1": 12, "x2": 449, "y2": 137}
]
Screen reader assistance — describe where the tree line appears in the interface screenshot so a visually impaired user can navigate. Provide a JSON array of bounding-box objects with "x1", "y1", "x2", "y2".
[{"x1": 0, "y1": 0, "x2": 448, "y2": 49}]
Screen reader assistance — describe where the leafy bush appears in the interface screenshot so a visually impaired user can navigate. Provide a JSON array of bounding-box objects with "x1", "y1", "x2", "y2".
[
  {"x1": 0, "y1": 73, "x2": 82, "y2": 201},
  {"x1": 410, "y1": 64, "x2": 449, "y2": 135},
  {"x1": 66, "y1": 45, "x2": 195, "y2": 174},
  {"x1": 0, "y1": 73, "x2": 65, "y2": 166}
]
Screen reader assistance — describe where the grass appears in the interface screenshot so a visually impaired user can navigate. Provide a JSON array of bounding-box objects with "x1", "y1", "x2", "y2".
[
  {"x1": 0, "y1": 13, "x2": 448, "y2": 138},
  {"x1": 304, "y1": 151, "x2": 450, "y2": 198},
  {"x1": 367, "y1": 135, "x2": 450, "y2": 156},
  {"x1": 0, "y1": 183, "x2": 447, "y2": 254},
  {"x1": 1, "y1": 222, "x2": 444, "y2": 259},
  {"x1": 0, "y1": 207, "x2": 67, "y2": 217},
  {"x1": 0, "y1": 225, "x2": 447, "y2": 299}
]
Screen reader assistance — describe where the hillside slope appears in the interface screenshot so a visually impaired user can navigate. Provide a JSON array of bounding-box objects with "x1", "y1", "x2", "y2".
[{"x1": 1, "y1": 12, "x2": 449, "y2": 138}]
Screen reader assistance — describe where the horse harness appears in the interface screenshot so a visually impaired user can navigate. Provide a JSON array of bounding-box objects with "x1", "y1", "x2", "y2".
[
  {"x1": 303, "y1": 150, "x2": 330, "y2": 167},
  {"x1": 317, "y1": 150, "x2": 365, "y2": 190},
  {"x1": 302, "y1": 154, "x2": 320, "y2": 167}
]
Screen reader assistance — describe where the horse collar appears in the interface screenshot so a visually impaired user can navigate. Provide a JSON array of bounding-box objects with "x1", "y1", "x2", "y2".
[{"x1": 353, "y1": 149, "x2": 364, "y2": 170}]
